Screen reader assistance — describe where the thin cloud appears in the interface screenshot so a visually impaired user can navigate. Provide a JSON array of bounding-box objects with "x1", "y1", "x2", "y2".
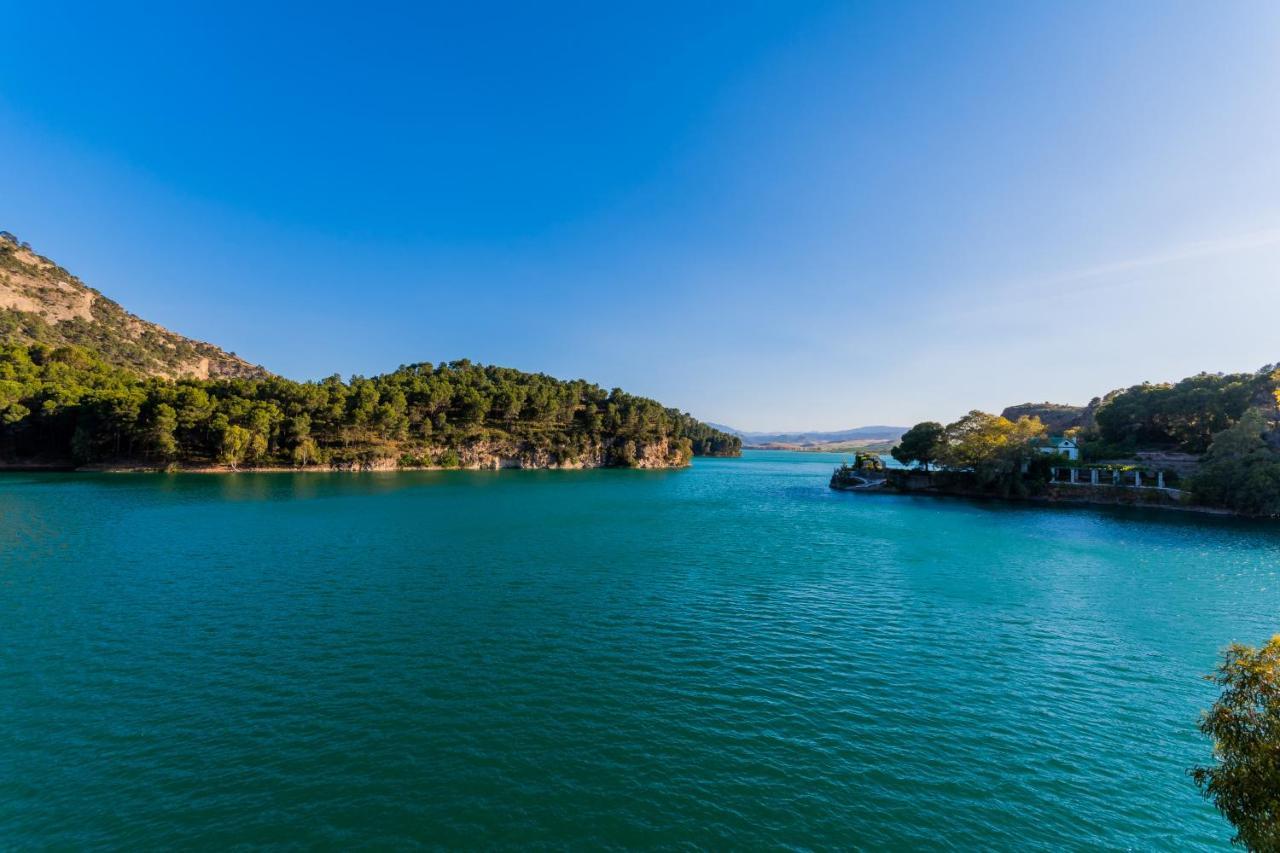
[
  {"x1": 950, "y1": 225, "x2": 1280, "y2": 319},
  {"x1": 1037, "y1": 226, "x2": 1280, "y2": 290}
]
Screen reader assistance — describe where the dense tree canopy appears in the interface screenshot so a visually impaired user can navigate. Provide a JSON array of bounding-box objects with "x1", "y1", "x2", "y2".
[
  {"x1": 0, "y1": 343, "x2": 740, "y2": 469},
  {"x1": 1193, "y1": 636, "x2": 1280, "y2": 851},
  {"x1": 886, "y1": 412, "x2": 1051, "y2": 496},
  {"x1": 881, "y1": 363, "x2": 1280, "y2": 513},
  {"x1": 1077, "y1": 365, "x2": 1280, "y2": 513},
  {"x1": 891, "y1": 421, "x2": 944, "y2": 470},
  {"x1": 1189, "y1": 410, "x2": 1280, "y2": 517},
  {"x1": 1093, "y1": 370, "x2": 1275, "y2": 454},
  {"x1": 936, "y1": 410, "x2": 1047, "y2": 492}
]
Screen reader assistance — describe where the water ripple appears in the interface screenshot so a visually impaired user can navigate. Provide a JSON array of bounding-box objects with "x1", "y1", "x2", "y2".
[{"x1": 1, "y1": 455, "x2": 1274, "y2": 849}]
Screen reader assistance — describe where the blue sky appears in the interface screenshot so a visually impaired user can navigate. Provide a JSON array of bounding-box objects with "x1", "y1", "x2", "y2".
[{"x1": 3, "y1": 2, "x2": 1279, "y2": 429}]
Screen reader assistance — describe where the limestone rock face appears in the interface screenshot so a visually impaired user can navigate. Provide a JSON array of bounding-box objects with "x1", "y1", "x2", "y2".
[{"x1": 0, "y1": 232, "x2": 269, "y2": 380}]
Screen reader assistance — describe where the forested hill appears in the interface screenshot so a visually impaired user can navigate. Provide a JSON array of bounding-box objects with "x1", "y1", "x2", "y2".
[
  {"x1": 0, "y1": 235, "x2": 740, "y2": 470},
  {"x1": 0, "y1": 232, "x2": 267, "y2": 380},
  {"x1": 0, "y1": 345, "x2": 740, "y2": 470},
  {"x1": 889, "y1": 364, "x2": 1280, "y2": 516}
]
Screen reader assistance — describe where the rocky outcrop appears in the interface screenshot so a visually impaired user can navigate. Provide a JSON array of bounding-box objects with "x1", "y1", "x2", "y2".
[
  {"x1": 442, "y1": 437, "x2": 691, "y2": 470},
  {"x1": 60, "y1": 437, "x2": 695, "y2": 473},
  {"x1": 0, "y1": 231, "x2": 269, "y2": 380},
  {"x1": 999, "y1": 402, "x2": 1091, "y2": 432}
]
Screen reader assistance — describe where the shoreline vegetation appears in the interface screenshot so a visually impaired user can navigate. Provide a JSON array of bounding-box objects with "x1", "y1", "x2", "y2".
[
  {"x1": 0, "y1": 344, "x2": 741, "y2": 473},
  {"x1": 830, "y1": 463, "x2": 1237, "y2": 517},
  {"x1": 0, "y1": 462, "x2": 704, "y2": 474},
  {"x1": 832, "y1": 365, "x2": 1280, "y2": 518},
  {"x1": 0, "y1": 234, "x2": 740, "y2": 472}
]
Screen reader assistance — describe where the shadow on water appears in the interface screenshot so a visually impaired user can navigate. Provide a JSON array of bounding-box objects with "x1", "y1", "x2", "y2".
[
  {"x1": 0, "y1": 449, "x2": 1268, "y2": 849},
  {"x1": 0, "y1": 466, "x2": 690, "y2": 506},
  {"x1": 826, "y1": 483, "x2": 1280, "y2": 538}
]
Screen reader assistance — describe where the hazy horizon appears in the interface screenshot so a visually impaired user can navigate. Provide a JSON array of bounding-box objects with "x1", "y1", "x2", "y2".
[{"x1": 3, "y1": 2, "x2": 1278, "y2": 431}]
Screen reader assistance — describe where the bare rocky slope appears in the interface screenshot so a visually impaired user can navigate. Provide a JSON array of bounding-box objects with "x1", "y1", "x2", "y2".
[{"x1": 0, "y1": 232, "x2": 267, "y2": 380}]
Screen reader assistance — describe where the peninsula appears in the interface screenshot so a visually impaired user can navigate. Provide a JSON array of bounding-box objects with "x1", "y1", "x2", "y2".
[
  {"x1": 0, "y1": 233, "x2": 740, "y2": 471},
  {"x1": 834, "y1": 369, "x2": 1280, "y2": 517}
]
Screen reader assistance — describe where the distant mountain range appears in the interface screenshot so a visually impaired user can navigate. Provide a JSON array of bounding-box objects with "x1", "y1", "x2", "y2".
[{"x1": 707, "y1": 424, "x2": 908, "y2": 450}]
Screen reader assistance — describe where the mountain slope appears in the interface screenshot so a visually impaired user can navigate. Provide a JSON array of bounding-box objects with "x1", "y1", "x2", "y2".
[
  {"x1": 0, "y1": 232, "x2": 267, "y2": 380},
  {"x1": 0, "y1": 232, "x2": 739, "y2": 470},
  {"x1": 709, "y1": 423, "x2": 908, "y2": 448}
]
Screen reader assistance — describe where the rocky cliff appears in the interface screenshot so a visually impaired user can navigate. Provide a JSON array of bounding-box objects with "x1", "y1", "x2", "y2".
[{"x1": 0, "y1": 232, "x2": 268, "y2": 380}]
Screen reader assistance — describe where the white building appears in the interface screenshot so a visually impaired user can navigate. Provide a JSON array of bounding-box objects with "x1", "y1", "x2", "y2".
[{"x1": 1035, "y1": 435, "x2": 1079, "y2": 461}]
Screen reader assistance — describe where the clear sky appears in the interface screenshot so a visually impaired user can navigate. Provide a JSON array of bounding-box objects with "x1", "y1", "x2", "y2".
[{"x1": 3, "y1": 2, "x2": 1279, "y2": 430}]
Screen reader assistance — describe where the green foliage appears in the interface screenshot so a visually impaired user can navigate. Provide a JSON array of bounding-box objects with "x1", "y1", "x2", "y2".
[
  {"x1": 148, "y1": 403, "x2": 179, "y2": 461},
  {"x1": 1192, "y1": 636, "x2": 1280, "y2": 851},
  {"x1": 0, "y1": 343, "x2": 740, "y2": 469},
  {"x1": 930, "y1": 411, "x2": 1047, "y2": 496},
  {"x1": 940, "y1": 411, "x2": 1046, "y2": 486},
  {"x1": 0, "y1": 235, "x2": 264, "y2": 380},
  {"x1": 853, "y1": 451, "x2": 884, "y2": 472},
  {"x1": 1094, "y1": 370, "x2": 1274, "y2": 454},
  {"x1": 1189, "y1": 410, "x2": 1280, "y2": 516},
  {"x1": 887, "y1": 363, "x2": 1280, "y2": 512},
  {"x1": 219, "y1": 425, "x2": 253, "y2": 468},
  {"x1": 891, "y1": 421, "x2": 944, "y2": 470},
  {"x1": 1080, "y1": 435, "x2": 1137, "y2": 462},
  {"x1": 614, "y1": 440, "x2": 638, "y2": 467}
]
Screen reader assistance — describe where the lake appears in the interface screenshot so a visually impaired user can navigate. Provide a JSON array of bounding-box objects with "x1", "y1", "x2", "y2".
[{"x1": 2, "y1": 450, "x2": 1275, "y2": 848}]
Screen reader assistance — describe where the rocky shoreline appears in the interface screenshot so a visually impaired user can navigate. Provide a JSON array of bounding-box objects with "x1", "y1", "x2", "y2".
[
  {"x1": 829, "y1": 468, "x2": 1242, "y2": 517},
  {"x1": 0, "y1": 437, "x2": 701, "y2": 474}
]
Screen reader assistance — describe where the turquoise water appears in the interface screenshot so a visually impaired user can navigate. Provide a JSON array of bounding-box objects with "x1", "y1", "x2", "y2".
[{"x1": 2, "y1": 450, "x2": 1276, "y2": 849}]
